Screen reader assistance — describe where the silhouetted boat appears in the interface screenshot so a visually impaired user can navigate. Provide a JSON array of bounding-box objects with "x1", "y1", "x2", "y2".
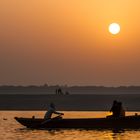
[{"x1": 15, "y1": 115, "x2": 140, "y2": 129}]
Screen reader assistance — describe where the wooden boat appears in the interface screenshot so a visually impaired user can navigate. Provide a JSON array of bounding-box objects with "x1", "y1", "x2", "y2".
[{"x1": 15, "y1": 115, "x2": 140, "y2": 129}]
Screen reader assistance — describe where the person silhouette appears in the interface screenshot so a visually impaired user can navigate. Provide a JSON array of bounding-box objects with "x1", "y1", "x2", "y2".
[
  {"x1": 44, "y1": 103, "x2": 64, "y2": 119},
  {"x1": 109, "y1": 100, "x2": 125, "y2": 118},
  {"x1": 117, "y1": 102, "x2": 125, "y2": 117},
  {"x1": 110, "y1": 100, "x2": 118, "y2": 117}
]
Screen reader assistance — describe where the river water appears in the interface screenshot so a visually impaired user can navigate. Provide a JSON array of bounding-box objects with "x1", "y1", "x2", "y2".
[{"x1": 1, "y1": 111, "x2": 140, "y2": 140}]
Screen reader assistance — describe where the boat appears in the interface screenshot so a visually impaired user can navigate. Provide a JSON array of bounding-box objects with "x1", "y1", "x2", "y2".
[{"x1": 15, "y1": 115, "x2": 140, "y2": 129}]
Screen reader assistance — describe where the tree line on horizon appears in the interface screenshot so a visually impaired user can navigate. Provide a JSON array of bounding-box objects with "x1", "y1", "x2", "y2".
[{"x1": 0, "y1": 85, "x2": 140, "y2": 90}]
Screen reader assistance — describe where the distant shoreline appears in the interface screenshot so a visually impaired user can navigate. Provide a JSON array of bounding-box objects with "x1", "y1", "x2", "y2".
[
  {"x1": 1, "y1": 94, "x2": 140, "y2": 111},
  {"x1": 1, "y1": 85, "x2": 140, "y2": 95}
]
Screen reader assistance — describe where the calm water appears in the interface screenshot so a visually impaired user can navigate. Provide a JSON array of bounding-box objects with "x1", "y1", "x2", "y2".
[{"x1": 1, "y1": 111, "x2": 140, "y2": 140}]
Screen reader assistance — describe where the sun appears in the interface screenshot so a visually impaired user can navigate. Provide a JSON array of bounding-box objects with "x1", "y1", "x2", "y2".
[{"x1": 109, "y1": 23, "x2": 120, "y2": 35}]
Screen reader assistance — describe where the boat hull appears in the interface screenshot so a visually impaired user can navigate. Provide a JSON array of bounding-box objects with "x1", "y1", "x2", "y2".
[{"x1": 15, "y1": 116, "x2": 140, "y2": 129}]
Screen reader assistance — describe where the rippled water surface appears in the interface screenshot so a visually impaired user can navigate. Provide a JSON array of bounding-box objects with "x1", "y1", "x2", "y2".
[{"x1": 1, "y1": 111, "x2": 140, "y2": 140}]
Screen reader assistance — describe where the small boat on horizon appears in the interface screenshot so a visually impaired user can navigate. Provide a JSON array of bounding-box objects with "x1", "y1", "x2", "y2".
[{"x1": 15, "y1": 115, "x2": 140, "y2": 129}]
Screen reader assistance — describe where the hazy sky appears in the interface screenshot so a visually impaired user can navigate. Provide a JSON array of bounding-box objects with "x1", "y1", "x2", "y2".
[{"x1": 0, "y1": 0, "x2": 140, "y2": 86}]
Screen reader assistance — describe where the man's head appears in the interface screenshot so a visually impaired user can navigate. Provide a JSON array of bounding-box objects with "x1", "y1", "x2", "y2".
[
  {"x1": 113, "y1": 100, "x2": 117, "y2": 105},
  {"x1": 50, "y1": 103, "x2": 55, "y2": 108}
]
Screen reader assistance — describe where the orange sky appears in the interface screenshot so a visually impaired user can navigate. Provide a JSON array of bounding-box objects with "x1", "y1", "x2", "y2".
[{"x1": 0, "y1": 0, "x2": 140, "y2": 86}]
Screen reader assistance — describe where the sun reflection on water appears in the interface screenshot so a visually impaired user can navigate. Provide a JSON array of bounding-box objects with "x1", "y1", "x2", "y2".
[{"x1": 1, "y1": 111, "x2": 140, "y2": 140}]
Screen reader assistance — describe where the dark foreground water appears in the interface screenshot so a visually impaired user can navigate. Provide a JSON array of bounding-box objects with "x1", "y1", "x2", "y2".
[{"x1": 1, "y1": 111, "x2": 140, "y2": 140}]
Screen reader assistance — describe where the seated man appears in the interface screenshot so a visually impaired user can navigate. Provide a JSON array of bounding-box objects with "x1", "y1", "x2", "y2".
[
  {"x1": 118, "y1": 102, "x2": 125, "y2": 117},
  {"x1": 108, "y1": 100, "x2": 125, "y2": 118},
  {"x1": 44, "y1": 103, "x2": 64, "y2": 119},
  {"x1": 110, "y1": 100, "x2": 118, "y2": 117}
]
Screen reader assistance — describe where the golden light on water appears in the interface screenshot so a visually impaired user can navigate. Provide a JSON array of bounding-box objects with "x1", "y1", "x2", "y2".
[
  {"x1": 107, "y1": 112, "x2": 113, "y2": 116},
  {"x1": 109, "y1": 23, "x2": 120, "y2": 35}
]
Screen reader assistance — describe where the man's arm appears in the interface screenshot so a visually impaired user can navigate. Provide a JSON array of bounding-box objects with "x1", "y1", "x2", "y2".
[{"x1": 54, "y1": 111, "x2": 64, "y2": 115}]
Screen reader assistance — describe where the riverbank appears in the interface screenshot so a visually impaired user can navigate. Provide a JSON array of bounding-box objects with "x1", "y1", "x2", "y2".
[{"x1": 0, "y1": 94, "x2": 140, "y2": 111}]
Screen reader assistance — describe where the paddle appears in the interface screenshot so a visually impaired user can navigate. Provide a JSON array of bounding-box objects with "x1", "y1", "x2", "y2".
[{"x1": 41, "y1": 114, "x2": 64, "y2": 125}]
